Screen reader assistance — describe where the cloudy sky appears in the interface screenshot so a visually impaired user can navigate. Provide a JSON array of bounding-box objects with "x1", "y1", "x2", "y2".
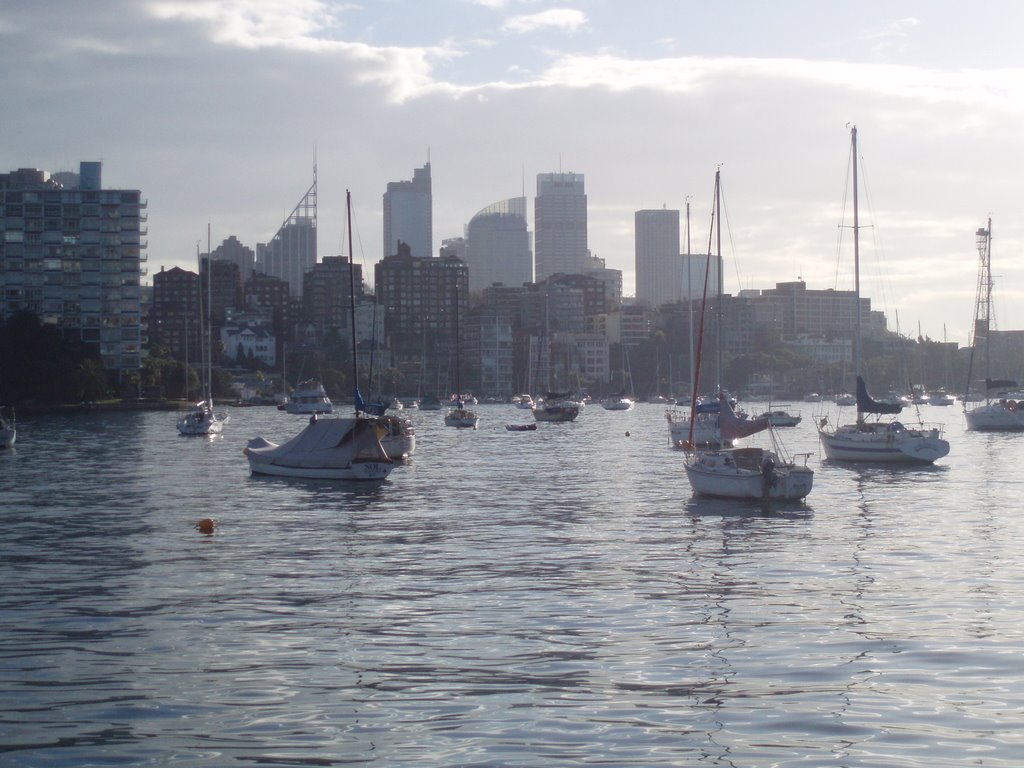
[{"x1": 4, "y1": 0, "x2": 1024, "y2": 345}]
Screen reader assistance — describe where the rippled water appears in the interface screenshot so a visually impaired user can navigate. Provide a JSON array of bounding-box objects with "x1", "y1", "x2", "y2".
[{"x1": 2, "y1": 403, "x2": 1023, "y2": 766}]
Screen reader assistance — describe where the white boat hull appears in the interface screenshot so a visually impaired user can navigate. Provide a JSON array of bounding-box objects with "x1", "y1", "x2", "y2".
[
  {"x1": 684, "y1": 449, "x2": 814, "y2": 501},
  {"x1": 445, "y1": 408, "x2": 479, "y2": 428},
  {"x1": 247, "y1": 457, "x2": 393, "y2": 480},
  {"x1": 818, "y1": 422, "x2": 950, "y2": 463},
  {"x1": 964, "y1": 403, "x2": 1024, "y2": 431},
  {"x1": 0, "y1": 426, "x2": 14, "y2": 449},
  {"x1": 245, "y1": 417, "x2": 394, "y2": 480}
]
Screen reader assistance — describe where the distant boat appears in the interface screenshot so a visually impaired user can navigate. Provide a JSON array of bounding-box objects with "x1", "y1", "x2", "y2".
[
  {"x1": 0, "y1": 407, "x2": 15, "y2": 449},
  {"x1": 532, "y1": 392, "x2": 579, "y2": 423},
  {"x1": 178, "y1": 238, "x2": 229, "y2": 436},
  {"x1": 445, "y1": 284, "x2": 479, "y2": 429},
  {"x1": 755, "y1": 409, "x2": 801, "y2": 427},
  {"x1": 505, "y1": 423, "x2": 537, "y2": 432},
  {"x1": 285, "y1": 379, "x2": 333, "y2": 415},
  {"x1": 963, "y1": 220, "x2": 1024, "y2": 431}
]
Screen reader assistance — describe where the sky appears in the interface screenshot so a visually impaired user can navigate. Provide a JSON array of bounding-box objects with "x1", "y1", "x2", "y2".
[{"x1": 4, "y1": 0, "x2": 1024, "y2": 346}]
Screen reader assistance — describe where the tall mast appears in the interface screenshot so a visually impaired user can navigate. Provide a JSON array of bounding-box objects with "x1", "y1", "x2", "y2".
[
  {"x1": 347, "y1": 190, "x2": 359, "y2": 416},
  {"x1": 851, "y1": 126, "x2": 861, "y2": 380},
  {"x1": 714, "y1": 168, "x2": 722, "y2": 391},
  {"x1": 206, "y1": 223, "x2": 213, "y2": 402},
  {"x1": 686, "y1": 196, "x2": 694, "y2": 393}
]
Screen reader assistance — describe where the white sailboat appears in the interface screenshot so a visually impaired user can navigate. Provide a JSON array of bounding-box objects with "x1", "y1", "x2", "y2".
[
  {"x1": 963, "y1": 220, "x2": 1024, "y2": 430},
  {"x1": 445, "y1": 284, "x2": 479, "y2": 429},
  {"x1": 178, "y1": 237, "x2": 229, "y2": 436},
  {"x1": 683, "y1": 170, "x2": 813, "y2": 501},
  {"x1": 816, "y1": 127, "x2": 950, "y2": 463},
  {"x1": 245, "y1": 190, "x2": 394, "y2": 481}
]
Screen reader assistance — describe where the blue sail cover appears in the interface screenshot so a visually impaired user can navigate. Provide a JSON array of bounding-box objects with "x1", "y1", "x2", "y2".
[
  {"x1": 355, "y1": 388, "x2": 389, "y2": 417},
  {"x1": 855, "y1": 376, "x2": 902, "y2": 415},
  {"x1": 718, "y1": 393, "x2": 770, "y2": 440}
]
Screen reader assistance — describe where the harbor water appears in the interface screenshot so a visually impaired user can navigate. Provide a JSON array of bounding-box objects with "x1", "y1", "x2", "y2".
[{"x1": 2, "y1": 402, "x2": 1023, "y2": 766}]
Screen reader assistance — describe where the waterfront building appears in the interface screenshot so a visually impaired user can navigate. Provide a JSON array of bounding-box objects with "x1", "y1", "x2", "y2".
[
  {"x1": 635, "y1": 208, "x2": 681, "y2": 308},
  {"x1": 464, "y1": 196, "x2": 532, "y2": 292},
  {"x1": 375, "y1": 240, "x2": 467, "y2": 389},
  {"x1": 383, "y1": 162, "x2": 432, "y2": 259},
  {"x1": 0, "y1": 162, "x2": 146, "y2": 385},
  {"x1": 151, "y1": 266, "x2": 200, "y2": 364},
  {"x1": 534, "y1": 172, "x2": 587, "y2": 281},
  {"x1": 302, "y1": 255, "x2": 364, "y2": 340}
]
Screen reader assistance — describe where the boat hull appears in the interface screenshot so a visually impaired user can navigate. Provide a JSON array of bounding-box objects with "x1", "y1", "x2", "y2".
[
  {"x1": 684, "y1": 449, "x2": 813, "y2": 500},
  {"x1": 818, "y1": 423, "x2": 950, "y2": 463},
  {"x1": 532, "y1": 404, "x2": 579, "y2": 422},
  {"x1": 964, "y1": 403, "x2": 1024, "y2": 431},
  {"x1": 246, "y1": 456, "x2": 394, "y2": 480}
]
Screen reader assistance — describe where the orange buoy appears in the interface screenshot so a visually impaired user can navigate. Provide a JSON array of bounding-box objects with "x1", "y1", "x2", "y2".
[{"x1": 196, "y1": 518, "x2": 217, "y2": 535}]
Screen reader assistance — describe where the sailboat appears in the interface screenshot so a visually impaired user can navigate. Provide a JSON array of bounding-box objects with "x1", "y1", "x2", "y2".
[
  {"x1": 682, "y1": 169, "x2": 814, "y2": 501},
  {"x1": 667, "y1": 179, "x2": 731, "y2": 449},
  {"x1": 244, "y1": 190, "x2": 394, "y2": 480},
  {"x1": 445, "y1": 284, "x2": 479, "y2": 428},
  {"x1": 816, "y1": 127, "x2": 950, "y2": 463},
  {"x1": 601, "y1": 345, "x2": 635, "y2": 410},
  {"x1": 963, "y1": 220, "x2": 1024, "y2": 430},
  {"x1": 177, "y1": 238, "x2": 229, "y2": 436}
]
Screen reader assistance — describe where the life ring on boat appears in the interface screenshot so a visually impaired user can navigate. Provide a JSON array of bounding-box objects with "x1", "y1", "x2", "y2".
[{"x1": 1008, "y1": 400, "x2": 1019, "y2": 412}]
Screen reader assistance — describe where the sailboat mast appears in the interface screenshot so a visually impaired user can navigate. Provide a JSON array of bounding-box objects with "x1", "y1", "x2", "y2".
[
  {"x1": 851, "y1": 126, "x2": 862, "y2": 379},
  {"x1": 346, "y1": 190, "x2": 359, "y2": 416},
  {"x1": 686, "y1": 197, "x2": 694, "y2": 393},
  {"x1": 714, "y1": 169, "x2": 723, "y2": 392},
  {"x1": 206, "y1": 223, "x2": 213, "y2": 403}
]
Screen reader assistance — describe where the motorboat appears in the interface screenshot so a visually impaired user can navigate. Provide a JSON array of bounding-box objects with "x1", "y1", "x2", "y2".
[
  {"x1": 754, "y1": 409, "x2": 801, "y2": 427},
  {"x1": 286, "y1": 379, "x2": 333, "y2": 414}
]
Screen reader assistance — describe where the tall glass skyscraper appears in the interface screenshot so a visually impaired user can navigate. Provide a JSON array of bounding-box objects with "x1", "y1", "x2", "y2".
[
  {"x1": 383, "y1": 162, "x2": 432, "y2": 259},
  {"x1": 465, "y1": 196, "x2": 531, "y2": 292},
  {"x1": 634, "y1": 208, "x2": 681, "y2": 308},
  {"x1": 534, "y1": 172, "x2": 587, "y2": 281}
]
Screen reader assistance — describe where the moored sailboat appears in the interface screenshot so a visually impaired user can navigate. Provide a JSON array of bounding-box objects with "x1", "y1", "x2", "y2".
[
  {"x1": 245, "y1": 190, "x2": 394, "y2": 481},
  {"x1": 445, "y1": 284, "x2": 479, "y2": 429},
  {"x1": 962, "y1": 220, "x2": 1024, "y2": 431},
  {"x1": 816, "y1": 127, "x2": 949, "y2": 463},
  {"x1": 682, "y1": 169, "x2": 814, "y2": 501}
]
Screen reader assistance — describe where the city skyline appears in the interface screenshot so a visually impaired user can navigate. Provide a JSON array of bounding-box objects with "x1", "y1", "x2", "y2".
[{"x1": 5, "y1": 1, "x2": 1024, "y2": 346}]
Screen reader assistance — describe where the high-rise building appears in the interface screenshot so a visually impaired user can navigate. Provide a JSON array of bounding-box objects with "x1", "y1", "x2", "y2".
[
  {"x1": 257, "y1": 172, "x2": 317, "y2": 298},
  {"x1": 375, "y1": 241, "x2": 467, "y2": 389},
  {"x1": 534, "y1": 172, "x2": 587, "y2": 281},
  {"x1": 151, "y1": 265, "x2": 200, "y2": 365},
  {"x1": 383, "y1": 162, "x2": 432, "y2": 259},
  {"x1": 635, "y1": 208, "x2": 681, "y2": 308},
  {"x1": 302, "y1": 256, "x2": 363, "y2": 338},
  {"x1": 0, "y1": 162, "x2": 146, "y2": 383},
  {"x1": 464, "y1": 196, "x2": 532, "y2": 292},
  {"x1": 211, "y1": 235, "x2": 256, "y2": 282}
]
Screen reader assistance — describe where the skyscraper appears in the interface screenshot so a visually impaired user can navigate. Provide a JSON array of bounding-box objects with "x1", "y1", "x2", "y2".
[
  {"x1": 257, "y1": 172, "x2": 317, "y2": 298},
  {"x1": 534, "y1": 172, "x2": 587, "y2": 281},
  {"x1": 383, "y1": 162, "x2": 432, "y2": 258},
  {"x1": 0, "y1": 162, "x2": 145, "y2": 383},
  {"x1": 464, "y1": 196, "x2": 532, "y2": 292},
  {"x1": 634, "y1": 208, "x2": 681, "y2": 308}
]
